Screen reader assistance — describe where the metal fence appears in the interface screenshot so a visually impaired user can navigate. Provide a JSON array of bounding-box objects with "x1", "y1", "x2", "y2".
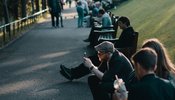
[{"x1": 0, "y1": 9, "x2": 48, "y2": 48}]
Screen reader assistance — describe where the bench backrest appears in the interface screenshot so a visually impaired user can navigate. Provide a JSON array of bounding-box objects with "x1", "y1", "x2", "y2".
[
  {"x1": 112, "y1": 16, "x2": 119, "y2": 38},
  {"x1": 130, "y1": 32, "x2": 139, "y2": 55}
]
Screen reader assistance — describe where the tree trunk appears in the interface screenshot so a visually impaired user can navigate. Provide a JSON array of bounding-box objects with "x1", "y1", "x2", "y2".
[
  {"x1": 2, "y1": 0, "x2": 10, "y2": 24},
  {"x1": 41, "y1": 0, "x2": 46, "y2": 10},
  {"x1": 13, "y1": 0, "x2": 19, "y2": 19},
  {"x1": 35, "y1": 0, "x2": 40, "y2": 12},
  {"x1": 2, "y1": 0, "x2": 11, "y2": 40},
  {"x1": 31, "y1": 0, "x2": 35, "y2": 14},
  {"x1": 21, "y1": 0, "x2": 27, "y2": 18}
]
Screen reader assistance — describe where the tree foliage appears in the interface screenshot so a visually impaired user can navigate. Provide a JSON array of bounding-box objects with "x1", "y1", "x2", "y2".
[{"x1": 0, "y1": 0, "x2": 47, "y2": 25}]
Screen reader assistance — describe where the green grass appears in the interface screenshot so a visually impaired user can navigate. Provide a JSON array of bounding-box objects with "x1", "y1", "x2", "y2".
[{"x1": 112, "y1": 0, "x2": 175, "y2": 63}]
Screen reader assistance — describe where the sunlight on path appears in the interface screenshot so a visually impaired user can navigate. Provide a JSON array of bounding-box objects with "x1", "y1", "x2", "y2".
[{"x1": 62, "y1": 1, "x2": 78, "y2": 19}]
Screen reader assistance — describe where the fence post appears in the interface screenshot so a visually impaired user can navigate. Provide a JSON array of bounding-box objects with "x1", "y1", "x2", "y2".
[{"x1": 3, "y1": 27, "x2": 6, "y2": 45}]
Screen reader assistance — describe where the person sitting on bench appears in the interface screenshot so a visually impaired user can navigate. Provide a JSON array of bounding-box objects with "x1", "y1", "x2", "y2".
[
  {"x1": 60, "y1": 41, "x2": 133, "y2": 82},
  {"x1": 83, "y1": 8, "x2": 112, "y2": 46},
  {"x1": 114, "y1": 16, "x2": 135, "y2": 48},
  {"x1": 59, "y1": 18, "x2": 136, "y2": 81}
]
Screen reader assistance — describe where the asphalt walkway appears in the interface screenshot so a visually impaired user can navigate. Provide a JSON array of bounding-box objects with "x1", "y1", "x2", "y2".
[{"x1": 0, "y1": 2, "x2": 93, "y2": 100}]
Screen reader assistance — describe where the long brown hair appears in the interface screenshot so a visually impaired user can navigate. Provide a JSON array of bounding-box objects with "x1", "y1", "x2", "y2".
[{"x1": 142, "y1": 38, "x2": 175, "y2": 79}]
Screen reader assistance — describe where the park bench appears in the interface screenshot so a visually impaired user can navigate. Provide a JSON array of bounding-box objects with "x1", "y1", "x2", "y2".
[{"x1": 89, "y1": 15, "x2": 119, "y2": 46}]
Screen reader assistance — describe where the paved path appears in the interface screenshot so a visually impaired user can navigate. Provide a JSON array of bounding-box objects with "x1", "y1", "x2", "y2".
[{"x1": 0, "y1": 3, "x2": 93, "y2": 100}]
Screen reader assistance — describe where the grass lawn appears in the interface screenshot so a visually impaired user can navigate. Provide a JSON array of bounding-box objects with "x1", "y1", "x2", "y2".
[{"x1": 112, "y1": 0, "x2": 175, "y2": 63}]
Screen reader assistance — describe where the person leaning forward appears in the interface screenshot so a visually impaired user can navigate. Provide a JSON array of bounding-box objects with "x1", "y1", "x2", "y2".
[
  {"x1": 60, "y1": 42, "x2": 134, "y2": 82},
  {"x1": 83, "y1": 41, "x2": 133, "y2": 100}
]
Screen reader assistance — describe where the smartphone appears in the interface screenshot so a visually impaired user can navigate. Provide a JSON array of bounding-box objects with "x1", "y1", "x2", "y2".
[{"x1": 84, "y1": 52, "x2": 87, "y2": 57}]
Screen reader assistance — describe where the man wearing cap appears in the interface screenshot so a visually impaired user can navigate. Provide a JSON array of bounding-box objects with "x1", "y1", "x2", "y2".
[
  {"x1": 60, "y1": 41, "x2": 133, "y2": 79},
  {"x1": 83, "y1": 41, "x2": 133, "y2": 100}
]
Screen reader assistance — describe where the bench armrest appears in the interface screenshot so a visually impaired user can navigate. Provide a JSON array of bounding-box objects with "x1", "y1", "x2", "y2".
[
  {"x1": 94, "y1": 29, "x2": 115, "y2": 34},
  {"x1": 93, "y1": 25, "x2": 114, "y2": 30}
]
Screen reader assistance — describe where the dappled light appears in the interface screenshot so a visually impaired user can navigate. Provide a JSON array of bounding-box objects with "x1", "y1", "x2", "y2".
[
  {"x1": 0, "y1": 58, "x2": 25, "y2": 67},
  {"x1": 1, "y1": 0, "x2": 175, "y2": 99},
  {"x1": 136, "y1": 20, "x2": 152, "y2": 33},
  {"x1": 14, "y1": 62, "x2": 56, "y2": 75},
  {"x1": 39, "y1": 51, "x2": 70, "y2": 59},
  {"x1": 0, "y1": 79, "x2": 39, "y2": 95},
  {"x1": 62, "y1": 12, "x2": 77, "y2": 19},
  {"x1": 112, "y1": 0, "x2": 175, "y2": 63},
  {"x1": 0, "y1": 0, "x2": 92, "y2": 100},
  {"x1": 32, "y1": 89, "x2": 60, "y2": 97},
  {"x1": 152, "y1": 6, "x2": 175, "y2": 34}
]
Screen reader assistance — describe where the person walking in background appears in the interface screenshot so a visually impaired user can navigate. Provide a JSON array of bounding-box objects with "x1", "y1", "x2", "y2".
[
  {"x1": 58, "y1": 0, "x2": 64, "y2": 27},
  {"x1": 76, "y1": 1, "x2": 84, "y2": 28},
  {"x1": 66, "y1": 0, "x2": 72, "y2": 8},
  {"x1": 48, "y1": 0, "x2": 63, "y2": 28},
  {"x1": 60, "y1": 0, "x2": 65, "y2": 10},
  {"x1": 48, "y1": 0, "x2": 60, "y2": 28}
]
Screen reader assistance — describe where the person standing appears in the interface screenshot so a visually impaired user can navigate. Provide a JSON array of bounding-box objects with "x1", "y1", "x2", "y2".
[
  {"x1": 48, "y1": 0, "x2": 63, "y2": 28},
  {"x1": 58, "y1": 0, "x2": 64, "y2": 27},
  {"x1": 66, "y1": 0, "x2": 72, "y2": 8},
  {"x1": 48, "y1": 0, "x2": 59, "y2": 27},
  {"x1": 60, "y1": 0, "x2": 65, "y2": 10},
  {"x1": 76, "y1": 1, "x2": 84, "y2": 28}
]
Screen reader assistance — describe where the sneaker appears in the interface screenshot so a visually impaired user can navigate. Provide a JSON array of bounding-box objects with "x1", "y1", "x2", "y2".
[
  {"x1": 83, "y1": 39, "x2": 90, "y2": 42},
  {"x1": 60, "y1": 64, "x2": 73, "y2": 81}
]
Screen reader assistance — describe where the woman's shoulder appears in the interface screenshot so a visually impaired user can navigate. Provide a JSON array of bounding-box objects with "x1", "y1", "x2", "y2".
[{"x1": 169, "y1": 71, "x2": 175, "y2": 87}]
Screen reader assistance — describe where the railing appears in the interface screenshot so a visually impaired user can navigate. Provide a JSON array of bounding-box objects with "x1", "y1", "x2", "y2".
[{"x1": 0, "y1": 9, "x2": 48, "y2": 48}]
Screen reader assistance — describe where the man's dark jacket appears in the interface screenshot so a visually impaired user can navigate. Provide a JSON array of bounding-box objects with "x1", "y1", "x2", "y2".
[
  {"x1": 115, "y1": 26, "x2": 135, "y2": 48},
  {"x1": 128, "y1": 74, "x2": 175, "y2": 100},
  {"x1": 99, "y1": 49, "x2": 134, "y2": 92},
  {"x1": 48, "y1": 0, "x2": 61, "y2": 14}
]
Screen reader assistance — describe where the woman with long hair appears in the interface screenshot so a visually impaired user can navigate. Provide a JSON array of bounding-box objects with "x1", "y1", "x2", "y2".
[
  {"x1": 142, "y1": 38, "x2": 175, "y2": 85},
  {"x1": 113, "y1": 38, "x2": 175, "y2": 100}
]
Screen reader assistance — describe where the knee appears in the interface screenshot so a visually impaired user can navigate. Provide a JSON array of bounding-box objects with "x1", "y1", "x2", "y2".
[{"x1": 88, "y1": 75, "x2": 98, "y2": 86}]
